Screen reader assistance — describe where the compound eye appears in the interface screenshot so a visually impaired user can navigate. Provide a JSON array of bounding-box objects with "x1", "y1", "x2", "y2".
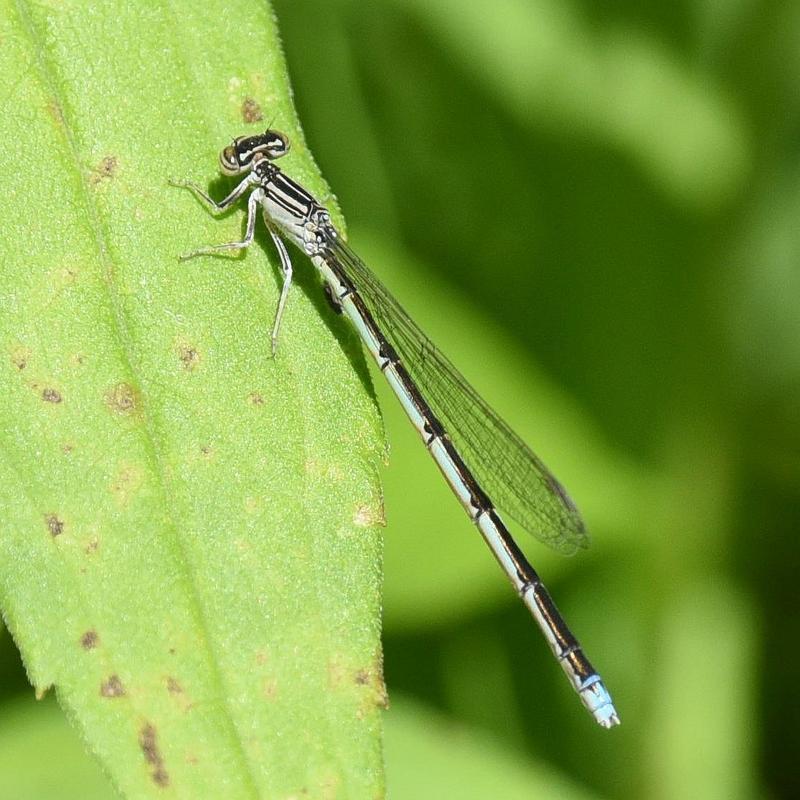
[
  {"x1": 219, "y1": 145, "x2": 242, "y2": 175},
  {"x1": 264, "y1": 130, "x2": 290, "y2": 159}
]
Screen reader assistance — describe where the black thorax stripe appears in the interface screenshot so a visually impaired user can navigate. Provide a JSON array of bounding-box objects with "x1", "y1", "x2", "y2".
[{"x1": 265, "y1": 171, "x2": 316, "y2": 219}]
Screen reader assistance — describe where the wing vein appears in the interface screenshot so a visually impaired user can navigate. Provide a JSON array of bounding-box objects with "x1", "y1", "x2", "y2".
[{"x1": 326, "y1": 235, "x2": 588, "y2": 554}]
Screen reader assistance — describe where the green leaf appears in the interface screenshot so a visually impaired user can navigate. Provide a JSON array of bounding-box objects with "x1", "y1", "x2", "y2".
[
  {"x1": 644, "y1": 581, "x2": 758, "y2": 800},
  {"x1": 384, "y1": 695, "x2": 603, "y2": 800},
  {"x1": 0, "y1": 1, "x2": 385, "y2": 797},
  {"x1": 402, "y1": 0, "x2": 749, "y2": 209},
  {"x1": 0, "y1": 697, "x2": 114, "y2": 800}
]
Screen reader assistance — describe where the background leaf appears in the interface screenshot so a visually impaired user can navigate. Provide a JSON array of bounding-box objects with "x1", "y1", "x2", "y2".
[
  {"x1": 0, "y1": 697, "x2": 113, "y2": 800},
  {"x1": 0, "y1": 1, "x2": 385, "y2": 797}
]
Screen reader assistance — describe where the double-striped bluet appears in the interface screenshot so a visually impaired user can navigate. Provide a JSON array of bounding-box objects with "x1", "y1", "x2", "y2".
[{"x1": 172, "y1": 129, "x2": 620, "y2": 728}]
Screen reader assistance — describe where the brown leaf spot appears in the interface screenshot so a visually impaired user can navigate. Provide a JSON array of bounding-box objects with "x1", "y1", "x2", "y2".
[
  {"x1": 105, "y1": 382, "x2": 138, "y2": 415},
  {"x1": 80, "y1": 630, "x2": 99, "y2": 649},
  {"x1": 152, "y1": 769, "x2": 169, "y2": 788},
  {"x1": 140, "y1": 726, "x2": 159, "y2": 762},
  {"x1": 59, "y1": 265, "x2": 78, "y2": 285},
  {"x1": 139, "y1": 724, "x2": 169, "y2": 787},
  {"x1": 261, "y1": 677, "x2": 278, "y2": 700},
  {"x1": 47, "y1": 98, "x2": 65, "y2": 127},
  {"x1": 248, "y1": 392, "x2": 264, "y2": 406},
  {"x1": 89, "y1": 155, "x2": 118, "y2": 185},
  {"x1": 356, "y1": 653, "x2": 389, "y2": 710},
  {"x1": 376, "y1": 682, "x2": 390, "y2": 710},
  {"x1": 42, "y1": 387, "x2": 62, "y2": 403},
  {"x1": 354, "y1": 669, "x2": 369, "y2": 686},
  {"x1": 100, "y1": 675, "x2": 125, "y2": 697},
  {"x1": 166, "y1": 676, "x2": 183, "y2": 694},
  {"x1": 10, "y1": 344, "x2": 30, "y2": 370},
  {"x1": 241, "y1": 97, "x2": 263, "y2": 123},
  {"x1": 178, "y1": 344, "x2": 200, "y2": 371},
  {"x1": 45, "y1": 514, "x2": 64, "y2": 537}
]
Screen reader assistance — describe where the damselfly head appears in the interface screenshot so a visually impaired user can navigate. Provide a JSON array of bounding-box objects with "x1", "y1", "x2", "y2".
[{"x1": 219, "y1": 129, "x2": 290, "y2": 175}]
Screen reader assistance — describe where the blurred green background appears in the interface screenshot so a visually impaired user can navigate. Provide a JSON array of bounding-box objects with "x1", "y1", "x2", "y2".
[{"x1": 1, "y1": 0, "x2": 797, "y2": 797}]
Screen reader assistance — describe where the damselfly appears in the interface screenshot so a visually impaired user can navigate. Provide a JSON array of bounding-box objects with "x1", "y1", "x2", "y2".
[{"x1": 171, "y1": 129, "x2": 619, "y2": 728}]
